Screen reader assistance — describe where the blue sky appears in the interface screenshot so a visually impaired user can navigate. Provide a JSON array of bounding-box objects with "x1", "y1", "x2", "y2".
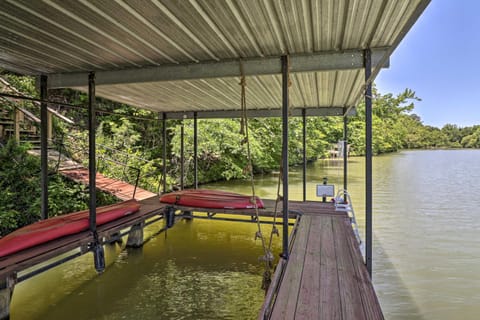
[{"x1": 375, "y1": 0, "x2": 480, "y2": 128}]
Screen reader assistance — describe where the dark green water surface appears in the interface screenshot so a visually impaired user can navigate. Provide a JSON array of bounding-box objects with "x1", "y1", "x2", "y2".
[{"x1": 11, "y1": 150, "x2": 480, "y2": 319}]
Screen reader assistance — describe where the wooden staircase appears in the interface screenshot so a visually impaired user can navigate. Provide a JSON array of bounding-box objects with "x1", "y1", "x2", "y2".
[{"x1": 0, "y1": 107, "x2": 40, "y2": 145}]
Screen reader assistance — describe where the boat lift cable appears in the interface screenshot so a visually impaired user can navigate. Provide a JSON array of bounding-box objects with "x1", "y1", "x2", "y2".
[{"x1": 239, "y1": 60, "x2": 272, "y2": 290}]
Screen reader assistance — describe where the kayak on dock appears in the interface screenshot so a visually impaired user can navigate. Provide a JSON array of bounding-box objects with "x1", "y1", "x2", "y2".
[
  {"x1": 0, "y1": 199, "x2": 140, "y2": 258},
  {"x1": 160, "y1": 189, "x2": 264, "y2": 210}
]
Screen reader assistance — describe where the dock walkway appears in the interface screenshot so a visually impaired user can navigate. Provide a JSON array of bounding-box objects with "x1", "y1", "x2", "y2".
[
  {"x1": 260, "y1": 202, "x2": 383, "y2": 320},
  {"x1": 27, "y1": 149, "x2": 156, "y2": 201},
  {"x1": 60, "y1": 167, "x2": 156, "y2": 201}
]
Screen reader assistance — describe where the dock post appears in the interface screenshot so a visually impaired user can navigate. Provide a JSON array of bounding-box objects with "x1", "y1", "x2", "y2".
[
  {"x1": 162, "y1": 113, "x2": 167, "y2": 193},
  {"x1": 0, "y1": 275, "x2": 16, "y2": 320},
  {"x1": 40, "y1": 75, "x2": 48, "y2": 220},
  {"x1": 183, "y1": 211, "x2": 193, "y2": 221},
  {"x1": 302, "y1": 108, "x2": 307, "y2": 202},
  {"x1": 343, "y1": 115, "x2": 348, "y2": 202},
  {"x1": 180, "y1": 120, "x2": 184, "y2": 190},
  {"x1": 193, "y1": 112, "x2": 198, "y2": 189},
  {"x1": 364, "y1": 49, "x2": 373, "y2": 277},
  {"x1": 126, "y1": 223, "x2": 145, "y2": 248},
  {"x1": 281, "y1": 55, "x2": 289, "y2": 259},
  {"x1": 88, "y1": 72, "x2": 105, "y2": 273},
  {"x1": 14, "y1": 109, "x2": 20, "y2": 142},
  {"x1": 166, "y1": 207, "x2": 175, "y2": 229}
]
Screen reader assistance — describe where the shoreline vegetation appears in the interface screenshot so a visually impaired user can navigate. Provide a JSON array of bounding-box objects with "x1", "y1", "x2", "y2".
[{"x1": 1, "y1": 73, "x2": 480, "y2": 234}]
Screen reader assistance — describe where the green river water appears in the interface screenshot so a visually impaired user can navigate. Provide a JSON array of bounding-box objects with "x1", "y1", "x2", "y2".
[{"x1": 10, "y1": 149, "x2": 480, "y2": 319}]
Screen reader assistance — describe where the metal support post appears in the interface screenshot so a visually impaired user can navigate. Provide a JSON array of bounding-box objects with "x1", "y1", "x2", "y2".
[
  {"x1": 322, "y1": 177, "x2": 328, "y2": 203},
  {"x1": 364, "y1": 49, "x2": 373, "y2": 277},
  {"x1": 166, "y1": 207, "x2": 175, "y2": 228},
  {"x1": 343, "y1": 115, "x2": 348, "y2": 201},
  {"x1": 88, "y1": 72, "x2": 104, "y2": 273},
  {"x1": 193, "y1": 112, "x2": 198, "y2": 189},
  {"x1": 162, "y1": 113, "x2": 167, "y2": 193},
  {"x1": 281, "y1": 55, "x2": 289, "y2": 260},
  {"x1": 180, "y1": 121, "x2": 184, "y2": 190},
  {"x1": 0, "y1": 275, "x2": 16, "y2": 319},
  {"x1": 40, "y1": 75, "x2": 48, "y2": 220},
  {"x1": 126, "y1": 223, "x2": 144, "y2": 248},
  {"x1": 14, "y1": 109, "x2": 20, "y2": 142},
  {"x1": 47, "y1": 111, "x2": 53, "y2": 141},
  {"x1": 302, "y1": 108, "x2": 307, "y2": 202}
]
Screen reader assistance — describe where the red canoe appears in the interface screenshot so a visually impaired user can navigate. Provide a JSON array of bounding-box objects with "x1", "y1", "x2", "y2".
[
  {"x1": 159, "y1": 189, "x2": 264, "y2": 209},
  {"x1": 0, "y1": 199, "x2": 140, "y2": 258}
]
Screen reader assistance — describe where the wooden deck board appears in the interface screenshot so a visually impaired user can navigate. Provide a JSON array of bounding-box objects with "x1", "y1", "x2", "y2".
[
  {"x1": 60, "y1": 168, "x2": 156, "y2": 201},
  {"x1": 294, "y1": 214, "x2": 322, "y2": 319},
  {"x1": 270, "y1": 215, "x2": 311, "y2": 319},
  {"x1": 319, "y1": 217, "x2": 342, "y2": 320},
  {"x1": 333, "y1": 216, "x2": 366, "y2": 320},
  {"x1": 263, "y1": 203, "x2": 383, "y2": 320}
]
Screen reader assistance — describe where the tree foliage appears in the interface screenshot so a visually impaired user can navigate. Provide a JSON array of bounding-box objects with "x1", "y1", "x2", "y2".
[{"x1": 0, "y1": 140, "x2": 116, "y2": 236}]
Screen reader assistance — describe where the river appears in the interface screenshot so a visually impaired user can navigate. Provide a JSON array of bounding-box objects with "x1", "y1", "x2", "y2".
[{"x1": 10, "y1": 150, "x2": 480, "y2": 319}]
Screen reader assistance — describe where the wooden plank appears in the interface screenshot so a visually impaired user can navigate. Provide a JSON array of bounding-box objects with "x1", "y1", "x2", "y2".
[
  {"x1": 332, "y1": 216, "x2": 366, "y2": 320},
  {"x1": 269, "y1": 215, "x2": 311, "y2": 319},
  {"x1": 294, "y1": 215, "x2": 323, "y2": 319},
  {"x1": 343, "y1": 219, "x2": 384, "y2": 320},
  {"x1": 319, "y1": 216, "x2": 342, "y2": 319},
  {"x1": 60, "y1": 168, "x2": 156, "y2": 201}
]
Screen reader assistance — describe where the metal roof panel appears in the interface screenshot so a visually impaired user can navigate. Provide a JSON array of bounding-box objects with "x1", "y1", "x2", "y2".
[{"x1": 0, "y1": 0, "x2": 430, "y2": 115}]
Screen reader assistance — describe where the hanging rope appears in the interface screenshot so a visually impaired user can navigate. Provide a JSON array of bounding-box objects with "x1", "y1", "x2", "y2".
[
  {"x1": 266, "y1": 55, "x2": 291, "y2": 257},
  {"x1": 239, "y1": 60, "x2": 272, "y2": 290}
]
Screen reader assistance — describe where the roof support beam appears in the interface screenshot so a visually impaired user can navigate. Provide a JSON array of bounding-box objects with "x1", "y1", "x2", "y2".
[
  {"x1": 160, "y1": 106, "x2": 355, "y2": 120},
  {"x1": 47, "y1": 48, "x2": 390, "y2": 89}
]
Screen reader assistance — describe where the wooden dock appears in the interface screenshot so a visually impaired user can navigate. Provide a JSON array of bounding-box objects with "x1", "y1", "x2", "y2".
[
  {"x1": 60, "y1": 168, "x2": 156, "y2": 201},
  {"x1": 0, "y1": 196, "x2": 382, "y2": 320},
  {"x1": 27, "y1": 149, "x2": 157, "y2": 201},
  {"x1": 259, "y1": 202, "x2": 384, "y2": 320}
]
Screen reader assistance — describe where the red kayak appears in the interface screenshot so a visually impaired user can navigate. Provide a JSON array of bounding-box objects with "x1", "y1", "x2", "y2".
[
  {"x1": 0, "y1": 199, "x2": 140, "y2": 258},
  {"x1": 160, "y1": 189, "x2": 264, "y2": 209}
]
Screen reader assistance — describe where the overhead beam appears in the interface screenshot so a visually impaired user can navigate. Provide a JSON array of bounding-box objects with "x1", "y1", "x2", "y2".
[
  {"x1": 47, "y1": 48, "x2": 390, "y2": 89},
  {"x1": 159, "y1": 107, "x2": 355, "y2": 120}
]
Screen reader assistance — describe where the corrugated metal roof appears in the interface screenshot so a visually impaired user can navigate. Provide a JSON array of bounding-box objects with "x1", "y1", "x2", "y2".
[{"x1": 0, "y1": 0, "x2": 430, "y2": 116}]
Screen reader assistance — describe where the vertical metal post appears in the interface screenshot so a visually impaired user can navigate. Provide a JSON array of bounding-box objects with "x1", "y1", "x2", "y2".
[
  {"x1": 88, "y1": 72, "x2": 104, "y2": 273},
  {"x1": 40, "y1": 75, "x2": 48, "y2": 220},
  {"x1": 364, "y1": 49, "x2": 373, "y2": 277},
  {"x1": 343, "y1": 115, "x2": 348, "y2": 200},
  {"x1": 193, "y1": 112, "x2": 198, "y2": 189},
  {"x1": 281, "y1": 55, "x2": 289, "y2": 259},
  {"x1": 180, "y1": 121, "x2": 184, "y2": 190},
  {"x1": 162, "y1": 113, "x2": 167, "y2": 193},
  {"x1": 302, "y1": 108, "x2": 307, "y2": 202},
  {"x1": 47, "y1": 112, "x2": 53, "y2": 141},
  {"x1": 14, "y1": 109, "x2": 20, "y2": 142}
]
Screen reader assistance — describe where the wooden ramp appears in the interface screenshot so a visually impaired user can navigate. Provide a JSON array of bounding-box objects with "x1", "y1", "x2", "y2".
[
  {"x1": 60, "y1": 168, "x2": 156, "y2": 201},
  {"x1": 260, "y1": 203, "x2": 383, "y2": 320},
  {"x1": 27, "y1": 149, "x2": 156, "y2": 201}
]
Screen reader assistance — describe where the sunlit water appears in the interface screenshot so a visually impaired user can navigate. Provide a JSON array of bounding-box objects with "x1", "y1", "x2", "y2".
[{"x1": 10, "y1": 150, "x2": 480, "y2": 319}]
